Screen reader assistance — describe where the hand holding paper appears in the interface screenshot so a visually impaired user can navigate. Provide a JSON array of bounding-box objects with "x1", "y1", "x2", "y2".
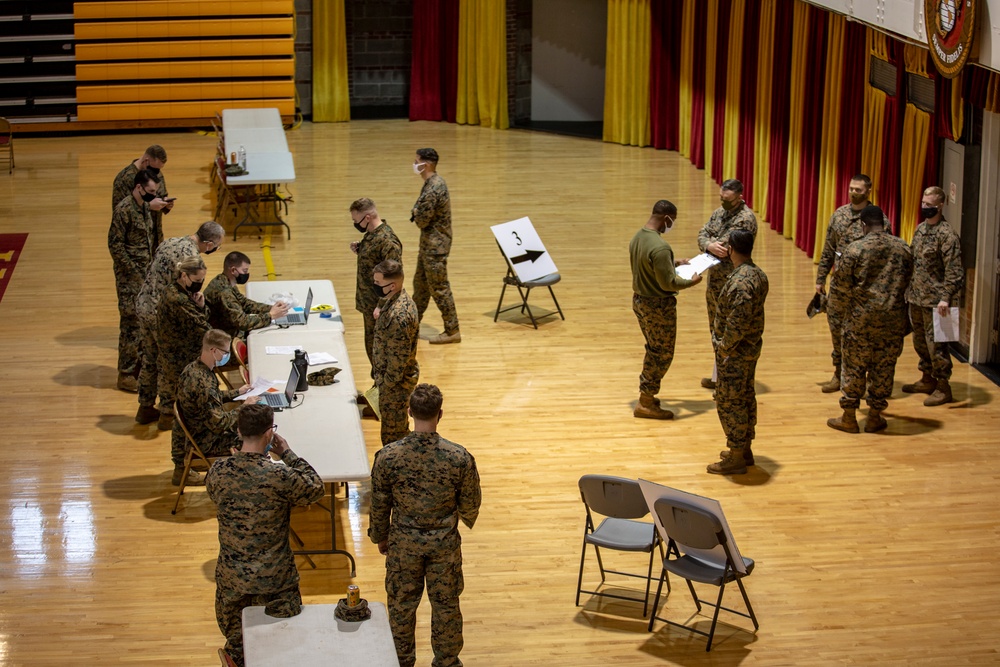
[{"x1": 676, "y1": 253, "x2": 721, "y2": 281}]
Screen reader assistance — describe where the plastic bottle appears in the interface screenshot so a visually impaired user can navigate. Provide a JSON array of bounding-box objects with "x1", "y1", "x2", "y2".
[
  {"x1": 239, "y1": 145, "x2": 246, "y2": 169},
  {"x1": 292, "y1": 350, "x2": 309, "y2": 392}
]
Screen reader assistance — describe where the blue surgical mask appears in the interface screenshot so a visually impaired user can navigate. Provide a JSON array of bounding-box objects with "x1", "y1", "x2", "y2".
[{"x1": 217, "y1": 351, "x2": 230, "y2": 367}]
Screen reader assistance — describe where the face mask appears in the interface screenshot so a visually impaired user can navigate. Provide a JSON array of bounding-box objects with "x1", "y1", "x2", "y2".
[
  {"x1": 849, "y1": 192, "x2": 867, "y2": 205},
  {"x1": 146, "y1": 166, "x2": 160, "y2": 177},
  {"x1": 187, "y1": 280, "x2": 204, "y2": 294},
  {"x1": 413, "y1": 162, "x2": 425, "y2": 175},
  {"x1": 216, "y1": 351, "x2": 231, "y2": 368},
  {"x1": 236, "y1": 272, "x2": 250, "y2": 285},
  {"x1": 140, "y1": 190, "x2": 157, "y2": 203},
  {"x1": 205, "y1": 246, "x2": 218, "y2": 255},
  {"x1": 661, "y1": 216, "x2": 674, "y2": 235},
  {"x1": 921, "y1": 206, "x2": 939, "y2": 219},
  {"x1": 720, "y1": 198, "x2": 739, "y2": 211},
  {"x1": 353, "y1": 215, "x2": 369, "y2": 233},
  {"x1": 372, "y1": 282, "x2": 390, "y2": 298}
]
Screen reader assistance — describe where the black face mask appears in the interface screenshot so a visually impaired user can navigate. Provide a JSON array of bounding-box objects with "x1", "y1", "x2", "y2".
[
  {"x1": 187, "y1": 280, "x2": 204, "y2": 294},
  {"x1": 204, "y1": 246, "x2": 218, "y2": 255},
  {"x1": 236, "y1": 272, "x2": 250, "y2": 285},
  {"x1": 921, "y1": 206, "x2": 939, "y2": 219},
  {"x1": 140, "y1": 191, "x2": 157, "y2": 203},
  {"x1": 372, "y1": 282, "x2": 390, "y2": 298},
  {"x1": 146, "y1": 166, "x2": 160, "y2": 177},
  {"x1": 353, "y1": 218, "x2": 368, "y2": 234}
]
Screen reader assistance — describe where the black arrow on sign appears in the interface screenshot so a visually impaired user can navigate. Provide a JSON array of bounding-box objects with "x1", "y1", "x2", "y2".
[{"x1": 510, "y1": 249, "x2": 545, "y2": 264}]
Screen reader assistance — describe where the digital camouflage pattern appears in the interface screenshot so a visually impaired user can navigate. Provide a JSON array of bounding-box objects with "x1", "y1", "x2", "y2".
[
  {"x1": 712, "y1": 261, "x2": 768, "y2": 451},
  {"x1": 412, "y1": 173, "x2": 452, "y2": 256},
  {"x1": 109, "y1": 195, "x2": 161, "y2": 375},
  {"x1": 204, "y1": 273, "x2": 272, "y2": 338},
  {"x1": 413, "y1": 253, "x2": 459, "y2": 335},
  {"x1": 369, "y1": 431, "x2": 482, "y2": 667},
  {"x1": 356, "y1": 223, "x2": 403, "y2": 365},
  {"x1": 906, "y1": 220, "x2": 963, "y2": 381},
  {"x1": 207, "y1": 450, "x2": 324, "y2": 667},
  {"x1": 697, "y1": 202, "x2": 758, "y2": 337},
  {"x1": 373, "y1": 290, "x2": 420, "y2": 446},
  {"x1": 171, "y1": 359, "x2": 242, "y2": 466},
  {"x1": 112, "y1": 161, "x2": 168, "y2": 231},
  {"x1": 157, "y1": 282, "x2": 210, "y2": 417},
  {"x1": 833, "y1": 229, "x2": 913, "y2": 410}
]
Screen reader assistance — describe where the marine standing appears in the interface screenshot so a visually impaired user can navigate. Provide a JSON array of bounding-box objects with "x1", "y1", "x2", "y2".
[{"x1": 372, "y1": 259, "x2": 420, "y2": 446}]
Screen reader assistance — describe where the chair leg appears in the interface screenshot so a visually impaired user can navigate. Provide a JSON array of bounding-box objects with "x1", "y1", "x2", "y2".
[
  {"x1": 593, "y1": 544, "x2": 606, "y2": 581},
  {"x1": 171, "y1": 451, "x2": 195, "y2": 515},
  {"x1": 686, "y1": 578, "x2": 701, "y2": 612},
  {"x1": 576, "y1": 539, "x2": 588, "y2": 607},
  {"x1": 519, "y1": 286, "x2": 539, "y2": 329},
  {"x1": 494, "y1": 281, "x2": 509, "y2": 322},
  {"x1": 547, "y1": 285, "x2": 565, "y2": 320},
  {"x1": 647, "y1": 568, "x2": 667, "y2": 632},
  {"x1": 642, "y1": 547, "x2": 655, "y2": 617},
  {"x1": 704, "y1": 582, "x2": 728, "y2": 651},
  {"x1": 735, "y1": 576, "x2": 759, "y2": 630}
]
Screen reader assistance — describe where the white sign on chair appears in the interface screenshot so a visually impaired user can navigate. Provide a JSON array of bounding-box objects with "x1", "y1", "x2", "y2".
[{"x1": 490, "y1": 217, "x2": 558, "y2": 283}]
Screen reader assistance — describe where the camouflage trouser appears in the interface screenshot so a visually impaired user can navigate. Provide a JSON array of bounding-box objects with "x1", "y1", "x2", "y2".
[
  {"x1": 413, "y1": 253, "x2": 459, "y2": 335},
  {"x1": 114, "y1": 271, "x2": 143, "y2": 375},
  {"x1": 840, "y1": 330, "x2": 904, "y2": 411},
  {"x1": 386, "y1": 535, "x2": 464, "y2": 667},
  {"x1": 826, "y1": 288, "x2": 847, "y2": 370},
  {"x1": 171, "y1": 423, "x2": 238, "y2": 467},
  {"x1": 705, "y1": 265, "x2": 731, "y2": 341},
  {"x1": 137, "y1": 314, "x2": 159, "y2": 408},
  {"x1": 909, "y1": 303, "x2": 953, "y2": 380},
  {"x1": 632, "y1": 294, "x2": 677, "y2": 396},
  {"x1": 361, "y1": 307, "x2": 376, "y2": 379},
  {"x1": 715, "y1": 353, "x2": 758, "y2": 451},
  {"x1": 378, "y1": 373, "x2": 418, "y2": 446},
  {"x1": 157, "y1": 357, "x2": 184, "y2": 418},
  {"x1": 216, "y1": 583, "x2": 301, "y2": 667}
]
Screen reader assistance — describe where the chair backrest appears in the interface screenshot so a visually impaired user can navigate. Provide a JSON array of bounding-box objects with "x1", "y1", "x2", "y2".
[
  {"x1": 232, "y1": 337, "x2": 248, "y2": 365},
  {"x1": 0, "y1": 117, "x2": 10, "y2": 143},
  {"x1": 173, "y1": 403, "x2": 205, "y2": 456},
  {"x1": 653, "y1": 497, "x2": 725, "y2": 551},
  {"x1": 579, "y1": 475, "x2": 650, "y2": 520}
]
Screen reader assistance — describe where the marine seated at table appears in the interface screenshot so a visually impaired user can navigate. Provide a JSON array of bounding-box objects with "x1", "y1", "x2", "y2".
[{"x1": 205, "y1": 251, "x2": 290, "y2": 340}]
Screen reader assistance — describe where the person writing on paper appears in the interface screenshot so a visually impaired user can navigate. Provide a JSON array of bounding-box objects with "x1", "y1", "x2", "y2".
[
  {"x1": 372, "y1": 259, "x2": 420, "y2": 446},
  {"x1": 629, "y1": 199, "x2": 702, "y2": 420},
  {"x1": 697, "y1": 179, "x2": 758, "y2": 390},
  {"x1": 205, "y1": 251, "x2": 290, "y2": 339},
  {"x1": 903, "y1": 186, "x2": 963, "y2": 406},
  {"x1": 171, "y1": 329, "x2": 260, "y2": 487},
  {"x1": 827, "y1": 206, "x2": 912, "y2": 434}
]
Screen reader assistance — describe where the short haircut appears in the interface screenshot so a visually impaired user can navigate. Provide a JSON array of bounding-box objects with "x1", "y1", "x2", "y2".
[
  {"x1": 224, "y1": 251, "x2": 251, "y2": 271},
  {"x1": 409, "y1": 383, "x2": 443, "y2": 420},
  {"x1": 238, "y1": 403, "x2": 274, "y2": 438},
  {"x1": 203, "y1": 328, "x2": 231, "y2": 351},
  {"x1": 134, "y1": 169, "x2": 158, "y2": 189},
  {"x1": 860, "y1": 204, "x2": 886, "y2": 227},
  {"x1": 416, "y1": 147, "x2": 439, "y2": 163},
  {"x1": 652, "y1": 200, "x2": 677, "y2": 217},
  {"x1": 176, "y1": 255, "x2": 206, "y2": 276},
  {"x1": 851, "y1": 174, "x2": 872, "y2": 189},
  {"x1": 721, "y1": 178, "x2": 744, "y2": 194},
  {"x1": 350, "y1": 197, "x2": 376, "y2": 214},
  {"x1": 923, "y1": 186, "x2": 946, "y2": 205},
  {"x1": 729, "y1": 229, "x2": 755, "y2": 256},
  {"x1": 196, "y1": 220, "x2": 224, "y2": 243},
  {"x1": 145, "y1": 145, "x2": 167, "y2": 162},
  {"x1": 374, "y1": 258, "x2": 403, "y2": 280}
]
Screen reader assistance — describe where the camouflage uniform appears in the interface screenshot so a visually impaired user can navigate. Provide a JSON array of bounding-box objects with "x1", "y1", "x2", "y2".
[
  {"x1": 109, "y1": 195, "x2": 162, "y2": 375},
  {"x1": 816, "y1": 205, "x2": 868, "y2": 370},
  {"x1": 905, "y1": 220, "x2": 963, "y2": 381},
  {"x1": 204, "y1": 273, "x2": 272, "y2": 339},
  {"x1": 629, "y1": 227, "x2": 699, "y2": 396},
  {"x1": 833, "y1": 230, "x2": 913, "y2": 410},
  {"x1": 373, "y1": 290, "x2": 420, "y2": 446},
  {"x1": 136, "y1": 235, "x2": 200, "y2": 411},
  {"x1": 112, "y1": 161, "x2": 168, "y2": 235},
  {"x1": 412, "y1": 173, "x2": 459, "y2": 335},
  {"x1": 712, "y1": 261, "x2": 769, "y2": 453},
  {"x1": 171, "y1": 359, "x2": 242, "y2": 467},
  {"x1": 207, "y1": 449, "x2": 325, "y2": 667},
  {"x1": 157, "y1": 282, "x2": 210, "y2": 418},
  {"x1": 369, "y1": 430, "x2": 482, "y2": 667},
  {"x1": 698, "y1": 202, "x2": 758, "y2": 339},
  {"x1": 356, "y1": 223, "x2": 403, "y2": 370}
]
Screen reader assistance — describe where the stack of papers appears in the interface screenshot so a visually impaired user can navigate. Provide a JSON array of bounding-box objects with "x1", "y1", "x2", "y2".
[{"x1": 675, "y1": 253, "x2": 721, "y2": 280}]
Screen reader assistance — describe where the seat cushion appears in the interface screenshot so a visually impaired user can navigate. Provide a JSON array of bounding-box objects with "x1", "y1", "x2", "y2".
[
  {"x1": 664, "y1": 553, "x2": 754, "y2": 585},
  {"x1": 523, "y1": 273, "x2": 560, "y2": 287},
  {"x1": 586, "y1": 517, "x2": 656, "y2": 552}
]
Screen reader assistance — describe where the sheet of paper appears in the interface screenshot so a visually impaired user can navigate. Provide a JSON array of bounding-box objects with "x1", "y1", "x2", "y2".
[
  {"x1": 265, "y1": 345, "x2": 303, "y2": 355},
  {"x1": 306, "y1": 351, "x2": 339, "y2": 365},
  {"x1": 235, "y1": 376, "x2": 287, "y2": 401},
  {"x1": 933, "y1": 307, "x2": 960, "y2": 343},
  {"x1": 363, "y1": 385, "x2": 381, "y2": 420},
  {"x1": 675, "y1": 252, "x2": 721, "y2": 280}
]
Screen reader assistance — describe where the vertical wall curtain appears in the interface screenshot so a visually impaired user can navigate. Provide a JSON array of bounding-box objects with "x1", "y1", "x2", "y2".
[
  {"x1": 782, "y1": 0, "x2": 811, "y2": 241},
  {"x1": 456, "y1": 0, "x2": 509, "y2": 129},
  {"x1": 765, "y1": 0, "x2": 794, "y2": 232},
  {"x1": 861, "y1": 30, "x2": 888, "y2": 207},
  {"x1": 879, "y1": 38, "x2": 904, "y2": 234},
  {"x1": 678, "y1": 0, "x2": 696, "y2": 159},
  {"x1": 834, "y1": 20, "x2": 866, "y2": 209},
  {"x1": 811, "y1": 12, "x2": 845, "y2": 259},
  {"x1": 751, "y1": 0, "x2": 776, "y2": 221},
  {"x1": 793, "y1": 7, "x2": 827, "y2": 254},
  {"x1": 709, "y1": 0, "x2": 731, "y2": 182},
  {"x1": 703, "y1": 0, "x2": 719, "y2": 171},
  {"x1": 721, "y1": 0, "x2": 745, "y2": 187},
  {"x1": 312, "y1": 0, "x2": 350, "y2": 122},
  {"x1": 898, "y1": 45, "x2": 932, "y2": 242},
  {"x1": 650, "y1": 0, "x2": 683, "y2": 150},
  {"x1": 410, "y1": 0, "x2": 459, "y2": 122},
  {"x1": 603, "y1": 0, "x2": 651, "y2": 145},
  {"x1": 689, "y1": 0, "x2": 708, "y2": 167},
  {"x1": 735, "y1": 0, "x2": 761, "y2": 208}
]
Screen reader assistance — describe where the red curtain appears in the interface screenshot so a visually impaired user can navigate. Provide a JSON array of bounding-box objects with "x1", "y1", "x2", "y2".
[
  {"x1": 794, "y1": 7, "x2": 827, "y2": 255},
  {"x1": 689, "y1": 0, "x2": 708, "y2": 169},
  {"x1": 765, "y1": 0, "x2": 794, "y2": 232},
  {"x1": 650, "y1": 0, "x2": 683, "y2": 150},
  {"x1": 834, "y1": 20, "x2": 866, "y2": 203},
  {"x1": 710, "y1": 0, "x2": 733, "y2": 182},
  {"x1": 879, "y1": 38, "x2": 904, "y2": 234},
  {"x1": 409, "y1": 0, "x2": 459, "y2": 122},
  {"x1": 735, "y1": 0, "x2": 761, "y2": 207}
]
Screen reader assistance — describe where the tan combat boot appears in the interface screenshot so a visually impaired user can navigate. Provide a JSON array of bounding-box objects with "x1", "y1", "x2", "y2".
[
  {"x1": 924, "y1": 379, "x2": 953, "y2": 406},
  {"x1": 707, "y1": 450, "x2": 747, "y2": 475},
  {"x1": 429, "y1": 330, "x2": 462, "y2": 344},
  {"x1": 864, "y1": 409, "x2": 888, "y2": 433},
  {"x1": 820, "y1": 369, "x2": 841, "y2": 393},
  {"x1": 902, "y1": 372, "x2": 935, "y2": 394},
  {"x1": 634, "y1": 393, "x2": 674, "y2": 420},
  {"x1": 827, "y1": 408, "x2": 859, "y2": 433},
  {"x1": 700, "y1": 377, "x2": 716, "y2": 389}
]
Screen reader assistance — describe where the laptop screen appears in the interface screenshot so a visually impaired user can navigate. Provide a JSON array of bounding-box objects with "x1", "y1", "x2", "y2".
[
  {"x1": 284, "y1": 363, "x2": 299, "y2": 401},
  {"x1": 302, "y1": 288, "x2": 314, "y2": 323}
]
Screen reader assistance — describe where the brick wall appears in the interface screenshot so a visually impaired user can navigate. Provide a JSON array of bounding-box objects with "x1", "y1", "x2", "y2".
[
  {"x1": 346, "y1": 0, "x2": 412, "y2": 116},
  {"x1": 296, "y1": 0, "x2": 312, "y2": 116},
  {"x1": 507, "y1": 0, "x2": 532, "y2": 125}
]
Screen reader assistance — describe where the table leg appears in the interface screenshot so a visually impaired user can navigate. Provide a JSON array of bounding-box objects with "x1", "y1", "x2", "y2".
[{"x1": 292, "y1": 482, "x2": 357, "y2": 577}]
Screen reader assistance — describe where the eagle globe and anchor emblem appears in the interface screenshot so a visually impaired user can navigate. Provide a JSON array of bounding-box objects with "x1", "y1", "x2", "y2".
[{"x1": 926, "y1": 0, "x2": 976, "y2": 79}]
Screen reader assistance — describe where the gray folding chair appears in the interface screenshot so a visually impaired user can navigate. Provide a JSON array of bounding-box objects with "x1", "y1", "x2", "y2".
[
  {"x1": 577, "y1": 475, "x2": 664, "y2": 617},
  {"x1": 647, "y1": 497, "x2": 758, "y2": 650},
  {"x1": 494, "y1": 243, "x2": 563, "y2": 329}
]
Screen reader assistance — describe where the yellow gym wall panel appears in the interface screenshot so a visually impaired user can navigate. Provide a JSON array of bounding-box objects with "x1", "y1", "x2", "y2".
[
  {"x1": 77, "y1": 80, "x2": 294, "y2": 104},
  {"x1": 77, "y1": 98, "x2": 295, "y2": 122},
  {"x1": 74, "y1": 38, "x2": 294, "y2": 62},
  {"x1": 76, "y1": 59, "x2": 294, "y2": 81},
  {"x1": 74, "y1": 17, "x2": 292, "y2": 41},
  {"x1": 73, "y1": 1, "x2": 293, "y2": 20}
]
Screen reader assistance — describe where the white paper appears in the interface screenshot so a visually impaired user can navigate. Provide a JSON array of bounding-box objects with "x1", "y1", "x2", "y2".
[
  {"x1": 265, "y1": 345, "x2": 303, "y2": 355},
  {"x1": 306, "y1": 351, "x2": 339, "y2": 365},
  {"x1": 675, "y1": 252, "x2": 721, "y2": 280},
  {"x1": 235, "y1": 376, "x2": 287, "y2": 400},
  {"x1": 933, "y1": 307, "x2": 960, "y2": 343}
]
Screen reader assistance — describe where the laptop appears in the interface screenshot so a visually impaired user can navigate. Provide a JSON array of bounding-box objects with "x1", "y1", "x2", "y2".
[
  {"x1": 274, "y1": 288, "x2": 313, "y2": 326},
  {"x1": 260, "y1": 363, "x2": 299, "y2": 409}
]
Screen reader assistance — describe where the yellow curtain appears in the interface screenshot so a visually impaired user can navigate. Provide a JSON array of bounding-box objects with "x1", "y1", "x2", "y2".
[
  {"x1": 752, "y1": 0, "x2": 775, "y2": 221},
  {"x1": 950, "y1": 70, "x2": 965, "y2": 138},
  {"x1": 898, "y1": 44, "x2": 931, "y2": 243},
  {"x1": 312, "y1": 0, "x2": 350, "y2": 122},
  {"x1": 722, "y1": 0, "x2": 744, "y2": 179},
  {"x1": 812, "y1": 12, "x2": 845, "y2": 260},
  {"x1": 603, "y1": 0, "x2": 651, "y2": 145},
  {"x1": 861, "y1": 29, "x2": 887, "y2": 206},
  {"x1": 678, "y1": 0, "x2": 695, "y2": 158},
  {"x1": 782, "y1": 0, "x2": 810, "y2": 240},
  {"x1": 456, "y1": 0, "x2": 509, "y2": 130},
  {"x1": 703, "y1": 0, "x2": 719, "y2": 171}
]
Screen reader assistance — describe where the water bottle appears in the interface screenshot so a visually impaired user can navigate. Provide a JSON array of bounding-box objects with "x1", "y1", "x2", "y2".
[
  {"x1": 238, "y1": 144, "x2": 246, "y2": 169},
  {"x1": 292, "y1": 350, "x2": 309, "y2": 392}
]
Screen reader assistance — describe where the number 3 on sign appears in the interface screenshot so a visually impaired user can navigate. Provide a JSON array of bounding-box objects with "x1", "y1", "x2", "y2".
[{"x1": 512, "y1": 231, "x2": 522, "y2": 246}]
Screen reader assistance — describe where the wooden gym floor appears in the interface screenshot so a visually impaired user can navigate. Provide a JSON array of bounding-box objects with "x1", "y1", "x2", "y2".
[{"x1": 0, "y1": 120, "x2": 998, "y2": 666}]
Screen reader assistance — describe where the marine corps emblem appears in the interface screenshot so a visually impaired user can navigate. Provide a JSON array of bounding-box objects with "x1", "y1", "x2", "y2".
[{"x1": 925, "y1": 0, "x2": 977, "y2": 79}]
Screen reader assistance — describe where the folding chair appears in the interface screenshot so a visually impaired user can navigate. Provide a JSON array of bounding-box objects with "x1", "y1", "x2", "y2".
[
  {"x1": 577, "y1": 475, "x2": 664, "y2": 617},
  {"x1": 232, "y1": 337, "x2": 250, "y2": 385},
  {"x1": 494, "y1": 242, "x2": 564, "y2": 329},
  {"x1": 172, "y1": 404, "x2": 229, "y2": 515},
  {"x1": 647, "y1": 497, "x2": 759, "y2": 651},
  {"x1": 0, "y1": 117, "x2": 14, "y2": 173}
]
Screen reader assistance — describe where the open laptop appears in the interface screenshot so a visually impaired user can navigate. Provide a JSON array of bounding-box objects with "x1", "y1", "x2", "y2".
[
  {"x1": 274, "y1": 288, "x2": 313, "y2": 326},
  {"x1": 260, "y1": 363, "x2": 299, "y2": 409}
]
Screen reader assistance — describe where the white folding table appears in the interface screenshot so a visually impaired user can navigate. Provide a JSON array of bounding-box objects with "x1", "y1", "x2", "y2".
[
  {"x1": 246, "y1": 280, "x2": 344, "y2": 332},
  {"x1": 224, "y1": 128, "x2": 289, "y2": 156},
  {"x1": 222, "y1": 107, "x2": 283, "y2": 130},
  {"x1": 226, "y1": 151, "x2": 296, "y2": 240}
]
